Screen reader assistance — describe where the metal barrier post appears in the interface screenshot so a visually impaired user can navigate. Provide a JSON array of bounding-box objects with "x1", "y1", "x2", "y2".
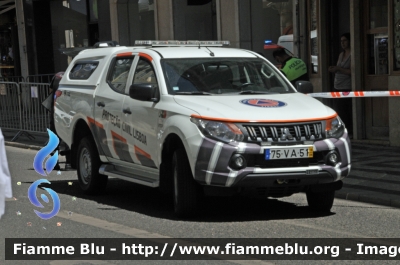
[
  {"x1": 10, "y1": 81, "x2": 35, "y2": 141},
  {"x1": 26, "y1": 74, "x2": 54, "y2": 84},
  {"x1": 18, "y1": 82, "x2": 51, "y2": 135},
  {"x1": 0, "y1": 82, "x2": 26, "y2": 135}
]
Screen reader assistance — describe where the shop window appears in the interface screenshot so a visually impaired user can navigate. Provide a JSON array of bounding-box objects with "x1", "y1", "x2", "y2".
[
  {"x1": 394, "y1": 0, "x2": 400, "y2": 70},
  {"x1": 369, "y1": 0, "x2": 388, "y2": 29},
  {"x1": 368, "y1": 34, "x2": 389, "y2": 75},
  {"x1": 0, "y1": 29, "x2": 14, "y2": 79},
  {"x1": 366, "y1": 0, "x2": 389, "y2": 75},
  {"x1": 173, "y1": 0, "x2": 217, "y2": 41},
  {"x1": 117, "y1": 1, "x2": 155, "y2": 45}
]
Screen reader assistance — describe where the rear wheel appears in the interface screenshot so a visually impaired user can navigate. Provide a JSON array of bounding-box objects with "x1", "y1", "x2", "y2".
[
  {"x1": 306, "y1": 190, "x2": 335, "y2": 212},
  {"x1": 173, "y1": 148, "x2": 202, "y2": 218},
  {"x1": 77, "y1": 136, "x2": 108, "y2": 195}
]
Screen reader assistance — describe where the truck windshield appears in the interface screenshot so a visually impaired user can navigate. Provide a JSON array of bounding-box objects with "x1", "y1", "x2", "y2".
[{"x1": 161, "y1": 58, "x2": 294, "y2": 95}]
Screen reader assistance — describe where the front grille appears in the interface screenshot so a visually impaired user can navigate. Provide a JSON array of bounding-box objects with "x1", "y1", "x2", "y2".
[{"x1": 242, "y1": 122, "x2": 323, "y2": 142}]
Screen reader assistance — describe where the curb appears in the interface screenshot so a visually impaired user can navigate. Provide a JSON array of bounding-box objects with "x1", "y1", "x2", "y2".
[
  {"x1": 351, "y1": 139, "x2": 391, "y2": 146},
  {"x1": 4, "y1": 141, "x2": 41, "y2": 151},
  {"x1": 335, "y1": 190, "x2": 400, "y2": 209}
]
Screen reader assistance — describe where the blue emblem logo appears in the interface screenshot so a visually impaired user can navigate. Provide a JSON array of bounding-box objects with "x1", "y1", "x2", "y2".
[
  {"x1": 28, "y1": 179, "x2": 61, "y2": 220},
  {"x1": 33, "y1": 129, "x2": 59, "y2": 176},
  {"x1": 240, "y1": 99, "x2": 287, "y2": 108}
]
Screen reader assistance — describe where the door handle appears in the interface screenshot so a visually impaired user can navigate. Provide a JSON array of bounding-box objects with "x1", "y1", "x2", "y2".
[
  {"x1": 97, "y1": 101, "x2": 105, "y2": 107},
  {"x1": 123, "y1": 108, "x2": 131, "y2": 114}
]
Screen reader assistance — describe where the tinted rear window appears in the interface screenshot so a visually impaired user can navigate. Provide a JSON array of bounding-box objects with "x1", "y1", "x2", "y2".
[{"x1": 69, "y1": 62, "x2": 99, "y2": 80}]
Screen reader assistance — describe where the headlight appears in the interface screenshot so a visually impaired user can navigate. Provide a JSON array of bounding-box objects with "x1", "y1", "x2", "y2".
[
  {"x1": 326, "y1": 116, "x2": 345, "y2": 138},
  {"x1": 190, "y1": 118, "x2": 244, "y2": 143}
]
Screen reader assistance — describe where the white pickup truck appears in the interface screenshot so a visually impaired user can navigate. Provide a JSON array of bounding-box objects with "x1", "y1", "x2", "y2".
[{"x1": 54, "y1": 40, "x2": 351, "y2": 217}]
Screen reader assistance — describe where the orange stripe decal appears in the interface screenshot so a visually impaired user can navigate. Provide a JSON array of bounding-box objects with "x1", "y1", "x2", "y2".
[
  {"x1": 190, "y1": 113, "x2": 338, "y2": 123},
  {"x1": 134, "y1": 145, "x2": 151, "y2": 159},
  {"x1": 111, "y1": 131, "x2": 127, "y2": 155},
  {"x1": 139, "y1": 52, "x2": 153, "y2": 62},
  {"x1": 111, "y1": 131, "x2": 126, "y2": 143},
  {"x1": 87, "y1": 117, "x2": 103, "y2": 129},
  {"x1": 117, "y1": 52, "x2": 133, "y2": 57},
  {"x1": 330, "y1": 92, "x2": 336, "y2": 98}
]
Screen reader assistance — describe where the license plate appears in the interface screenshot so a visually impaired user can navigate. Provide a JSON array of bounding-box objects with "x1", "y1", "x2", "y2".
[{"x1": 265, "y1": 147, "x2": 313, "y2": 160}]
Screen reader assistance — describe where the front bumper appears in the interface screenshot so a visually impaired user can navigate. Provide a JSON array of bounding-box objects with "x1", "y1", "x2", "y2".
[{"x1": 194, "y1": 130, "x2": 351, "y2": 189}]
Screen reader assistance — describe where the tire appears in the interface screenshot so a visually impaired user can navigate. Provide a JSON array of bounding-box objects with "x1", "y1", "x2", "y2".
[
  {"x1": 306, "y1": 190, "x2": 335, "y2": 212},
  {"x1": 172, "y1": 148, "x2": 202, "y2": 218},
  {"x1": 77, "y1": 136, "x2": 108, "y2": 195}
]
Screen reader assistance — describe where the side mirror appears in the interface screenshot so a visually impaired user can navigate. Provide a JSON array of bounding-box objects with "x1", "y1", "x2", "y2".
[
  {"x1": 296, "y1": 81, "x2": 313, "y2": 94},
  {"x1": 129, "y1": 84, "x2": 159, "y2": 102}
]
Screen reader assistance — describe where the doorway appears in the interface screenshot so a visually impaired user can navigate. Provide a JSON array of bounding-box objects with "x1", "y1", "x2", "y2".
[
  {"x1": 363, "y1": 0, "x2": 389, "y2": 140},
  {"x1": 327, "y1": 0, "x2": 352, "y2": 136}
]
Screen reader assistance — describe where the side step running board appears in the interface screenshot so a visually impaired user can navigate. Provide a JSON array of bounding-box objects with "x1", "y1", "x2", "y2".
[{"x1": 99, "y1": 164, "x2": 159, "y2": 188}]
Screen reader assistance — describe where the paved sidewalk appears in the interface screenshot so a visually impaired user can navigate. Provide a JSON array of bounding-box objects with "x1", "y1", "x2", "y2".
[{"x1": 2, "y1": 128, "x2": 400, "y2": 209}]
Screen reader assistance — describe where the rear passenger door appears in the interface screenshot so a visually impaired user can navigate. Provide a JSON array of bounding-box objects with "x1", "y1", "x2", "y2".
[{"x1": 93, "y1": 54, "x2": 136, "y2": 162}]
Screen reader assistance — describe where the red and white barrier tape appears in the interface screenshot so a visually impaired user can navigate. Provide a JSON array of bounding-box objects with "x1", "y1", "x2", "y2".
[{"x1": 308, "y1": 91, "x2": 400, "y2": 98}]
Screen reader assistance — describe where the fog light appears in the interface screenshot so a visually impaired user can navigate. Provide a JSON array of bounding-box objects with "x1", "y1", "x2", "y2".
[
  {"x1": 230, "y1": 154, "x2": 247, "y2": 170},
  {"x1": 277, "y1": 179, "x2": 288, "y2": 185},
  {"x1": 326, "y1": 151, "x2": 340, "y2": 166},
  {"x1": 329, "y1": 153, "x2": 338, "y2": 163},
  {"x1": 235, "y1": 156, "x2": 244, "y2": 167}
]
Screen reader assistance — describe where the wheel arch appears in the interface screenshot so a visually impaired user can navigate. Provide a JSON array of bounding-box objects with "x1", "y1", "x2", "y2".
[
  {"x1": 159, "y1": 133, "x2": 185, "y2": 194},
  {"x1": 70, "y1": 119, "x2": 97, "y2": 169}
]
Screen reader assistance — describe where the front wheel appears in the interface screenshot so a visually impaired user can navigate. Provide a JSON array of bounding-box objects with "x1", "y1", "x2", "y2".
[
  {"x1": 77, "y1": 136, "x2": 108, "y2": 195},
  {"x1": 173, "y1": 148, "x2": 202, "y2": 218},
  {"x1": 306, "y1": 190, "x2": 335, "y2": 212}
]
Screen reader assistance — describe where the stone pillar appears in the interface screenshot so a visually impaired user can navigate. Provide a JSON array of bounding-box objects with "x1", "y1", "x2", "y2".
[
  {"x1": 15, "y1": 0, "x2": 28, "y2": 78},
  {"x1": 155, "y1": 0, "x2": 174, "y2": 40},
  {"x1": 388, "y1": 76, "x2": 400, "y2": 146},
  {"x1": 110, "y1": 0, "x2": 119, "y2": 42},
  {"x1": 350, "y1": 0, "x2": 364, "y2": 140},
  {"x1": 319, "y1": 0, "x2": 329, "y2": 94},
  {"x1": 219, "y1": 0, "x2": 239, "y2": 47}
]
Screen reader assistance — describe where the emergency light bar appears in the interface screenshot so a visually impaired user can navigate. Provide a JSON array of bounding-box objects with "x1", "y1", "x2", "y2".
[
  {"x1": 263, "y1": 39, "x2": 283, "y2": 50},
  {"x1": 134, "y1": 40, "x2": 230, "y2": 47}
]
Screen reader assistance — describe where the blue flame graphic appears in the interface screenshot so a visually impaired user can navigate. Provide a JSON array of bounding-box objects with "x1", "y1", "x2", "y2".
[
  {"x1": 33, "y1": 129, "x2": 59, "y2": 176},
  {"x1": 28, "y1": 179, "x2": 61, "y2": 220}
]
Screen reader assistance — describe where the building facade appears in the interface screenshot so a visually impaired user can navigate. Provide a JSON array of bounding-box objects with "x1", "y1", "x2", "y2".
[{"x1": 4, "y1": 0, "x2": 400, "y2": 146}]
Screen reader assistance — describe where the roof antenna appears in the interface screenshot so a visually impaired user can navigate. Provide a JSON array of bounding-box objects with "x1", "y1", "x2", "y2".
[{"x1": 206, "y1": 46, "x2": 215, "y2": 57}]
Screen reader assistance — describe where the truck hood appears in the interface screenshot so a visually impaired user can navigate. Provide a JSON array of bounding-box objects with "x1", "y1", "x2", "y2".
[{"x1": 173, "y1": 93, "x2": 336, "y2": 122}]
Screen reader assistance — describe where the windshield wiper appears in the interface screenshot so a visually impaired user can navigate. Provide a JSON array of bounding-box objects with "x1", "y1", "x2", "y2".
[
  {"x1": 239, "y1": 90, "x2": 276, "y2": 95},
  {"x1": 174, "y1": 91, "x2": 212, "y2": 95}
]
